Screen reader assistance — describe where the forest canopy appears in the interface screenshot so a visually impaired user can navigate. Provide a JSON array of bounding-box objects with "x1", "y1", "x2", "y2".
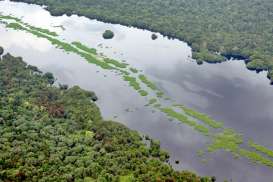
[
  {"x1": 11, "y1": 0, "x2": 273, "y2": 82},
  {"x1": 0, "y1": 48, "x2": 213, "y2": 181}
]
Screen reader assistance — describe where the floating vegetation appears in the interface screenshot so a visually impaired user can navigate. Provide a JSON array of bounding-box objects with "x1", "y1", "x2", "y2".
[
  {"x1": 208, "y1": 129, "x2": 273, "y2": 167},
  {"x1": 207, "y1": 129, "x2": 243, "y2": 154},
  {"x1": 104, "y1": 58, "x2": 128, "y2": 68},
  {"x1": 248, "y1": 140, "x2": 273, "y2": 158},
  {"x1": 0, "y1": 15, "x2": 21, "y2": 22},
  {"x1": 161, "y1": 107, "x2": 209, "y2": 135},
  {"x1": 6, "y1": 22, "x2": 25, "y2": 30},
  {"x1": 123, "y1": 75, "x2": 141, "y2": 90},
  {"x1": 130, "y1": 67, "x2": 138, "y2": 73},
  {"x1": 175, "y1": 105, "x2": 223, "y2": 129},
  {"x1": 138, "y1": 90, "x2": 148, "y2": 96},
  {"x1": 148, "y1": 98, "x2": 157, "y2": 105},
  {"x1": 156, "y1": 91, "x2": 164, "y2": 98},
  {"x1": 72, "y1": 41, "x2": 97, "y2": 55},
  {"x1": 139, "y1": 74, "x2": 158, "y2": 90},
  {"x1": 25, "y1": 23, "x2": 58, "y2": 37},
  {"x1": 153, "y1": 103, "x2": 161, "y2": 108},
  {"x1": 239, "y1": 149, "x2": 273, "y2": 167}
]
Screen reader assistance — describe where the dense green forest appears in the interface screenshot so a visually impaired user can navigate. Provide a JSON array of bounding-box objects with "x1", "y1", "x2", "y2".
[
  {"x1": 11, "y1": 0, "x2": 273, "y2": 83},
  {"x1": 0, "y1": 48, "x2": 213, "y2": 181}
]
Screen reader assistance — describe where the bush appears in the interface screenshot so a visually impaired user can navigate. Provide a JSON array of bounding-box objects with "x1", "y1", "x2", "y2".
[{"x1": 102, "y1": 30, "x2": 114, "y2": 39}]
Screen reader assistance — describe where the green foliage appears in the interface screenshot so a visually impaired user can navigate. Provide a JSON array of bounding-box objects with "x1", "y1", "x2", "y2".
[
  {"x1": 129, "y1": 67, "x2": 138, "y2": 73},
  {"x1": 248, "y1": 140, "x2": 273, "y2": 158},
  {"x1": 72, "y1": 41, "x2": 97, "y2": 55},
  {"x1": 176, "y1": 105, "x2": 223, "y2": 129},
  {"x1": 11, "y1": 0, "x2": 273, "y2": 80},
  {"x1": 208, "y1": 129, "x2": 273, "y2": 167},
  {"x1": 0, "y1": 46, "x2": 3, "y2": 55},
  {"x1": 102, "y1": 30, "x2": 114, "y2": 39},
  {"x1": 123, "y1": 75, "x2": 141, "y2": 90},
  {"x1": 192, "y1": 51, "x2": 225, "y2": 64},
  {"x1": 138, "y1": 90, "x2": 148, "y2": 97},
  {"x1": 161, "y1": 107, "x2": 209, "y2": 135},
  {"x1": 139, "y1": 74, "x2": 158, "y2": 91},
  {"x1": 104, "y1": 58, "x2": 128, "y2": 69},
  {"x1": 151, "y1": 34, "x2": 158, "y2": 40},
  {"x1": 0, "y1": 51, "x2": 211, "y2": 181}
]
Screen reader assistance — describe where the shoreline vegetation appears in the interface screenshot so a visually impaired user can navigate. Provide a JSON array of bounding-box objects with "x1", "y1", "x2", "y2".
[
  {"x1": 10, "y1": 0, "x2": 273, "y2": 84},
  {"x1": 0, "y1": 48, "x2": 214, "y2": 181},
  {"x1": 1, "y1": 13, "x2": 273, "y2": 169}
]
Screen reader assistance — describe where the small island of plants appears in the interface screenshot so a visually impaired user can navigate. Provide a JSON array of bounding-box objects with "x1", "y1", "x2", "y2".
[
  {"x1": 103, "y1": 30, "x2": 114, "y2": 39},
  {"x1": 151, "y1": 33, "x2": 158, "y2": 40}
]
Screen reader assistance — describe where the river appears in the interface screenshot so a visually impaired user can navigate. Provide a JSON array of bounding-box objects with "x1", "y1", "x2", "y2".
[{"x1": 0, "y1": 1, "x2": 273, "y2": 181}]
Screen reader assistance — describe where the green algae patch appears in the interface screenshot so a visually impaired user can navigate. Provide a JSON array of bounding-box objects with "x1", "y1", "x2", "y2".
[
  {"x1": 177, "y1": 105, "x2": 223, "y2": 129},
  {"x1": 6, "y1": 22, "x2": 26, "y2": 30},
  {"x1": 80, "y1": 52, "x2": 115, "y2": 70},
  {"x1": 25, "y1": 24, "x2": 58, "y2": 36},
  {"x1": 139, "y1": 74, "x2": 158, "y2": 90},
  {"x1": 4, "y1": 20, "x2": 115, "y2": 70},
  {"x1": 130, "y1": 67, "x2": 138, "y2": 73},
  {"x1": 208, "y1": 129, "x2": 243, "y2": 154},
  {"x1": 149, "y1": 98, "x2": 157, "y2": 105},
  {"x1": 161, "y1": 107, "x2": 209, "y2": 135},
  {"x1": 153, "y1": 103, "x2": 161, "y2": 108},
  {"x1": 248, "y1": 140, "x2": 273, "y2": 158},
  {"x1": 123, "y1": 75, "x2": 141, "y2": 90},
  {"x1": 72, "y1": 41, "x2": 97, "y2": 55},
  {"x1": 156, "y1": 91, "x2": 164, "y2": 98},
  {"x1": 0, "y1": 15, "x2": 21, "y2": 22},
  {"x1": 138, "y1": 90, "x2": 148, "y2": 96},
  {"x1": 207, "y1": 129, "x2": 273, "y2": 167},
  {"x1": 104, "y1": 58, "x2": 128, "y2": 68},
  {"x1": 239, "y1": 149, "x2": 273, "y2": 167}
]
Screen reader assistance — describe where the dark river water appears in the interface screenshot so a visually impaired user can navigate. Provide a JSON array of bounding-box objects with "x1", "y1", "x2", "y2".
[{"x1": 0, "y1": 1, "x2": 273, "y2": 181}]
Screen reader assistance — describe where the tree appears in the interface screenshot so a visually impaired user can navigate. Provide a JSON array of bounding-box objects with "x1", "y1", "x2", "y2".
[
  {"x1": 102, "y1": 30, "x2": 114, "y2": 39},
  {"x1": 0, "y1": 46, "x2": 4, "y2": 55},
  {"x1": 151, "y1": 34, "x2": 158, "y2": 40}
]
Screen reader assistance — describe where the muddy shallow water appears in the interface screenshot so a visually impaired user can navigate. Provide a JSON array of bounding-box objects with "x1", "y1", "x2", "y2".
[{"x1": 0, "y1": 1, "x2": 273, "y2": 181}]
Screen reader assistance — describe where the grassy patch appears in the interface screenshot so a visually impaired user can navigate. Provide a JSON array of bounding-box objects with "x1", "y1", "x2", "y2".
[
  {"x1": 130, "y1": 67, "x2": 138, "y2": 73},
  {"x1": 139, "y1": 74, "x2": 158, "y2": 90},
  {"x1": 177, "y1": 105, "x2": 223, "y2": 129},
  {"x1": 138, "y1": 90, "x2": 148, "y2": 96},
  {"x1": 25, "y1": 24, "x2": 58, "y2": 36},
  {"x1": 123, "y1": 75, "x2": 141, "y2": 90},
  {"x1": 72, "y1": 41, "x2": 97, "y2": 55},
  {"x1": 239, "y1": 149, "x2": 273, "y2": 167},
  {"x1": 104, "y1": 58, "x2": 128, "y2": 68},
  {"x1": 161, "y1": 107, "x2": 209, "y2": 135},
  {"x1": 156, "y1": 91, "x2": 164, "y2": 98},
  {"x1": 207, "y1": 129, "x2": 243, "y2": 153},
  {"x1": 248, "y1": 140, "x2": 273, "y2": 158},
  {"x1": 149, "y1": 98, "x2": 157, "y2": 105}
]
